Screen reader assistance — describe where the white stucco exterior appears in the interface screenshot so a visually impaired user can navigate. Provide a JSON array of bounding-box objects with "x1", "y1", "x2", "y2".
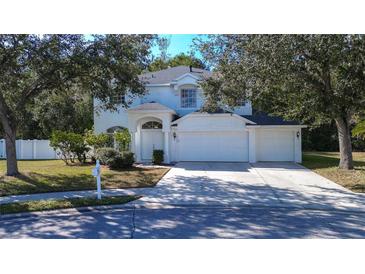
[
  {"x1": 93, "y1": 67, "x2": 305, "y2": 164},
  {"x1": 94, "y1": 73, "x2": 252, "y2": 134}
]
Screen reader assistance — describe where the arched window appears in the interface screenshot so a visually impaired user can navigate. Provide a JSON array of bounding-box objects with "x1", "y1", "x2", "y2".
[
  {"x1": 141, "y1": 121, "x2": 162, "y2": 129},
  {"x1": 106, "y1": 126, "x2": 125, "y2": 134}
]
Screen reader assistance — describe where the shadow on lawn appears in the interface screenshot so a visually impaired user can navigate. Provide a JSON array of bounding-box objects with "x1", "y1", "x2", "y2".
[
  {"x1": 0, "y1": 167, "x2": 163, "y2": 197},
  {"x1": 303, "y1": 153, "x2": 365, "y2": 169},
  {"x1": 0, "y1": 173, "x2": 94, "y2": 196},
  {"x1": 350, "y1": 184, "x2": 365, "y2": 192}
]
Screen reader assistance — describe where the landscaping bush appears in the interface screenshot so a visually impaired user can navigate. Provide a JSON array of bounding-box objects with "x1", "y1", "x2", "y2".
[
  {"x1": 84, "y1": 130, "x2": 114, "y2": 162},
  {"x1": 84, "y1": 129, "x2": 113, "y2": 149},
  {"x1": 95, "y1": 147, "x2": 120, "y2": 165},
  {"x1": 114, "y1": 129, "x2": 131, "y2": 151},
  {"x1": 121, "y1": 151, "x2": 135, "y2": 167},
  {"x1": 152, "y1": 149, "x2": 164, "y2": 165},
  {"x1": 108, "y1": 152, "x2": 135, "y2": 169},
  {"x1": 50, "y1": 130, "x2": 89, "y2": 164}
]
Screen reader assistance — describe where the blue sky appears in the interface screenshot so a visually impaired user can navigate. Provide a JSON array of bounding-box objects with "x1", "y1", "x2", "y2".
[
  {"x1": 151, "y1": 34, "x2": 205, "y2": 58},
  {"x1": 85, "y1": 34, "x2": 205, "y2": 59}
]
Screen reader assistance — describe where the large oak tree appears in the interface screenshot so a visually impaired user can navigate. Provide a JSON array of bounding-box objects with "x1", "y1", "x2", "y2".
[
  {"x1": 148, "y1": 53, "x2": 207, "y2": 72},
  {"x1": 0, "y1": 34, "x2": 155, "y2": 176},
  {"x1": 197, "y1": 35, "x2": 365, "y2": 170}
]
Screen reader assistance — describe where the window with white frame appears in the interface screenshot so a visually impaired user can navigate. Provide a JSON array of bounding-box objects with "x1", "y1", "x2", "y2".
[
  {"x1": 141, "y1": 121, "x2": 162, "y2": 129},
  {"x1": 110, "y1": 94, "x2": 126, "y2": 105},
  {"x1": 180, "y1": 88, "x2": 197, "y2": 108}
]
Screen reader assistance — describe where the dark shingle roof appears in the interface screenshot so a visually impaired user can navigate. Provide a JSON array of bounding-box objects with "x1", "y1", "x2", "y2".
[
  {"x1": 193, "y1": 108, "x2": 300, "y2": 126},
  {"x1": 196, "y1": 107, "x2": 233, "y2": 114},
  {"x1": 139, "y1": 66, "x2": 212, "y2": 85},
  {"x1": 243, "y1": 111, "x2": 301, "y2": 126}
]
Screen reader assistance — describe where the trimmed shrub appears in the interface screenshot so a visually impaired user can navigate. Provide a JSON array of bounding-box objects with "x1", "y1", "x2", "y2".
[
  {"x1": 84, "y1": 130, "x2": 113, "y2": 162},
  {"x1": 114, "y1": 129, "x2": 131, "y2": 151},
  {"x1": 121, "y1": 151, "x2": 135, "y2": 167},
  {"x1": 84, "y1": 130, "x2": 112, "y2": 149},
  {"x1": 152, "y1": 149, "x2": 164, "y2": 165},
  {"x1": 50, "y1": 130, "x2": 89, "y2": 164},
  {"x1": 95, "y1": 147, "x2": 120, "y2": 165},
  {"x1": 108, "y1": 152, "x2": 135, "y2": 169},
  {"x1": 107, "y1": 155, "x2": 123, "y2": 169}
]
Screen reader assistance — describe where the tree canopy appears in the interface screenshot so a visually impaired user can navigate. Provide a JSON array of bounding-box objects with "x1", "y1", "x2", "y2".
[
  {"x1": 197, "y1": 34, "x2": 365, "y2": 169},
  {"x1": 0, "y1": 34, "x2": 156, "y2": 175},
  {"x1": 148, "y1": 53, "x2": 207, "y2": 72}
]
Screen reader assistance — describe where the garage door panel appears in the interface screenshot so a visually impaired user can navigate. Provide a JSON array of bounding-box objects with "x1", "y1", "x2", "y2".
[
  {"x1": 178, "y1": 131, "x2": 248, "y2": 162},
  {"x1": 257, "y1": 130, "x2": 294, "y2": 161}
]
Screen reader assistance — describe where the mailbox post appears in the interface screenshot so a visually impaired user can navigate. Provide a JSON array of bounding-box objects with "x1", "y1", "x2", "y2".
[{"x1": 92, "y1": 160, "x2": 102, "y2": 200}]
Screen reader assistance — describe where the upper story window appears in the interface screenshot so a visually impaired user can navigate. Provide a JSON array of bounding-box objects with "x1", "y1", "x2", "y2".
[
  {"x1": 181, "y1": 89, "x2": 197, "y2": 108},
  {"x1": 110, "y1": 94, "x2": 125, "y2": 105},
  {"x1": 238, "y1": 100, "x2": 246, "y2": 107}
]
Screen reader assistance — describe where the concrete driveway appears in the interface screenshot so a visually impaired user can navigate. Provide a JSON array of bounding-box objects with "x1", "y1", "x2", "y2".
[{"x1": 133, "y1": 162, "x2": 365, "y2": 212}]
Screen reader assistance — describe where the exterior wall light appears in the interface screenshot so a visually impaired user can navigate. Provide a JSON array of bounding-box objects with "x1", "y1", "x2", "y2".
[
  {"x1": 296, "y1": 131, "x2": 300, "y2": 138},
  {"x1": 173, "y1": 132, "x2": 177, "y2": 140}
]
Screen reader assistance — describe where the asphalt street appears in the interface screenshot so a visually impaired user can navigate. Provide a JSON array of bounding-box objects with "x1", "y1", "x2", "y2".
[{"x1": 2, "y1": 205, "x2": 365, "y2": 238}]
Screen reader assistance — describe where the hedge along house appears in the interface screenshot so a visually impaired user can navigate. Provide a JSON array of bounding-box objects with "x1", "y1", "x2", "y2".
[{"x1": 94, "y1": 66, "x2": 306, "y2": 164}]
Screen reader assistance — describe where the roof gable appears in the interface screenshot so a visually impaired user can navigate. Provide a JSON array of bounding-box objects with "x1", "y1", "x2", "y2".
[
  {"x1": 128, "y1": 102, "x2": 175, "y2": 113},
  {"x1": 171, "y1": 112, "x2": 256, "y2": 126}
]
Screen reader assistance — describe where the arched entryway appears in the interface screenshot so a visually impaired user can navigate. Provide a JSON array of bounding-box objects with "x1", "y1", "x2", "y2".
[
  {"x1": 140, "y1": 119, "x2": 164, "y2": 161},
  {"x1": 127, "y1": 103, "x2": 175, "y2": 163}
]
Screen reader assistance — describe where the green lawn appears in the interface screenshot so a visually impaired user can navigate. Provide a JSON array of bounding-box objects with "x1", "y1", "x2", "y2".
[
  {"x1": 0, "y1": 195, "x2": 140, "y2": 215},
  {"x1": 0, "y1": 160, "x2": 169, "y2": 196},
  {"x1": 302, "y1": 151, "x2": 365, "y2": 193}
]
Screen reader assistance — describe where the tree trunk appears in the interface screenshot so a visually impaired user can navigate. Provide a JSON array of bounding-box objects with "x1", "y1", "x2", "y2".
[
  {"x1": 335, "y1": 116, "x2": 354, "y2": 170},
  {"x1": 0, "y1": 93, "x2": 19, "y2": 176},
  {"x1": 4, "y1": 127, "x2": 19, "y2": 176}
]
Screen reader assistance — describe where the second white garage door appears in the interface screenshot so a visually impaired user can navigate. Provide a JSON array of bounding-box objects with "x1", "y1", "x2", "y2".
[
  {"x1": 177, "y1": 131, "x2": 249, "y2": 162},
  {"x1": 256, "y1": 130, "x2": 295, "y2": 161}
]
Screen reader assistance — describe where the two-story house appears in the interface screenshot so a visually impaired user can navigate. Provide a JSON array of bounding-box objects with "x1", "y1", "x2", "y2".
[{"x1": 94, "y1": 65, "x2": 305, "y2": 164}]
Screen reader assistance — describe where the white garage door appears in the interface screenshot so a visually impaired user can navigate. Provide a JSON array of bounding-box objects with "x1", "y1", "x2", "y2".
[
  {"x1": 257, "y1": 130, "x2": 294, "y2": 161},
  {"x1": 177, "y1": 131, "x2": 248, "y2": 162}
]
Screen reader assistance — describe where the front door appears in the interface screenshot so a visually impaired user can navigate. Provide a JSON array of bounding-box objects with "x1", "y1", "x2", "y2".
[{"x1": 141, "y1": 130, "x2": 164, "y2": 160}]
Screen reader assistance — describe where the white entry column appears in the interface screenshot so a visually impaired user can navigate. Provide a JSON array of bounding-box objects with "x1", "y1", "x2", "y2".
[
  {"x1": 163, "y1": 130, "x2": 170, "y2": 164},
  {"x1": 248, "y1": 128, "x2": 257, "y2": 163},
  {"x1": 130, "y1": 130, "x2": 136, "y2": 153},
  {"x1": 130, "y1": 130, "x2": 141, "y2": 162}
]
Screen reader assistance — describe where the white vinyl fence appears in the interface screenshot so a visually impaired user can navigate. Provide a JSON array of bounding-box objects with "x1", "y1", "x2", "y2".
[{"x1": 0, "y1": 139, "x2": 58, "y2": 160}]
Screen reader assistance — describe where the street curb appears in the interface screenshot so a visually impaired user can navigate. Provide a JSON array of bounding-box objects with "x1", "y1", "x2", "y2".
[
  {"x1": 0, "y1": 203, "x2": 136, "y2": 221},
  {"x1": 0, "y1": 189, "x2": 140, "y2": 205},
  {"x1": 133, "y1": 202, "x2": 365, "y2": 214}
]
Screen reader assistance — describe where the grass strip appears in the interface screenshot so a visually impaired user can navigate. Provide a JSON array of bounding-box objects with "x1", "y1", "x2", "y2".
[
  {"x1": 302, "y1": 152, "x2": 365, "y2": 193},
  {"x1": 0, "y1": 160, "x2": 170, "y2": 197},
  {"x1": 1, "y1": 195, "x2": 140, "y2": 215}
]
